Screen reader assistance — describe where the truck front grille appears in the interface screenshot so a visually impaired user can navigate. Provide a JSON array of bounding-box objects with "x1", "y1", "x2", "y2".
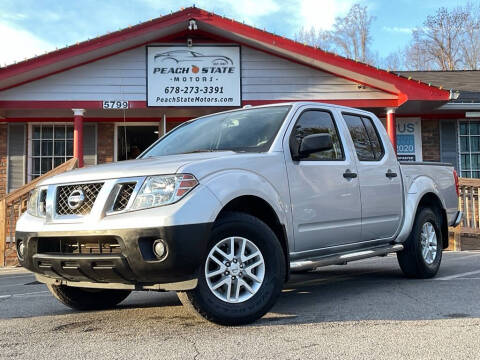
[
  {"x1": 56, "y1": 183, "x2": 103, "y2": 215},
  {"x1": 37, "y1": 236, "x2": 122, "y2": 255},
  {"x1": 112, "y1": 183, "x2": 136, "y2": 212}
]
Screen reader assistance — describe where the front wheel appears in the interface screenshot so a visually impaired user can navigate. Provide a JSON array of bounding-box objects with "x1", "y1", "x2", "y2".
[
  {"x1": 397, "y1": 207, "x2": 443, "y2": 278},
  {"x1": 178, "y1": 212, "x2": 286, "y2": 325},
  {"x1": 47, "y1": 284, "x2": 131, "y2": 311}
]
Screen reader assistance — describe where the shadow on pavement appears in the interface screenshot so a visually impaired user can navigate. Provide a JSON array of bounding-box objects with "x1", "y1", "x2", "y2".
[
  {"x1": 254, "y1": 263, "x2": 480, "y2": 326},
  {"x1": 3, "y1": 254, "x2": 480, "y2": 326}
]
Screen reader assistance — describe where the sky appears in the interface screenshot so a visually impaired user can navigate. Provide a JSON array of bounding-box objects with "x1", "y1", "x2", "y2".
[{"x1": 0, "y1": 0, "x2": 476, "y2": 67}]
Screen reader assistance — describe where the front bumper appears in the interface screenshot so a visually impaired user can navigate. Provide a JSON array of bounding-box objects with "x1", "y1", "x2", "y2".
[{"x1": 16, "y1": 223, "x2": 211, "y2": 289}]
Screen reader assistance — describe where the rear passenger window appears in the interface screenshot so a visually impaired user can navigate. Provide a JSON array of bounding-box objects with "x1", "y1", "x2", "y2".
[
  {"x1": 343, "y1": 114, "x2": 384, "y2": 161},
  {"x1": 290, "y1": 110, "x2": 344, "y2": 161}
]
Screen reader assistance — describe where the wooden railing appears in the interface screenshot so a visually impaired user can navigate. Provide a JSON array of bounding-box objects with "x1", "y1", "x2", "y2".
[
  {"x1": 458, "y1": 178, "x2": 480, "y2": 234},
  {"x1": 448, "y1": 177, "x2": 480, "y2": 251},
  {"x1": 0, "y1": 158, "x2": 78, "y2": 267}
]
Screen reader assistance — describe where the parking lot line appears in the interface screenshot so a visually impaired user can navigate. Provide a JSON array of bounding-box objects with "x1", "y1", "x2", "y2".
[
  {"x1": 443, "y1": 253, "x2": 480, "y2": 261},
  {"x1": 0, "y1": 274, "x2": 34, "y2": 280},
  {"x1": 0, "y1": 291, "x2": 49, "y2": 299},
  {"x1": 0, "y1": 282, "x2": 35, "y2": 288},
  {"x1": 13, "y1": 291, "x2": 49, "y2": 296},
  {"x1": 434, "y1": 269, "x2": 480, "y2": 281}
]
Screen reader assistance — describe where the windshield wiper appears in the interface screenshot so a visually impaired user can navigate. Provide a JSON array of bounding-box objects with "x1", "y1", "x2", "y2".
[{"x1": 181, "y1": 149, "x2": 233, "y2": 154}]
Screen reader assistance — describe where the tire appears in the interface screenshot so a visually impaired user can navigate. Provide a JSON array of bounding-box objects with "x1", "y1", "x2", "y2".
[
  {"x1": 47, "y1": 284, "x2": 131, "y2": 311},
  {"x1": 178, "y1": 212, "x2": 286, "y2": 325},
  {"x1": 397, "y1": 207, "x2": 443, "y2": 279}
]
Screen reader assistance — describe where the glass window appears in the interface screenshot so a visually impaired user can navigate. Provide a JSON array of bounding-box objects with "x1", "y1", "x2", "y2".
[
  {"x1": 361, "y1": 116, "x2": 384, "y2": 160},
  {"x1": 142, "y1": 106, "x2": 291, "y2": 157},
  {"x1": 343, "y1": 114, "x2": 384, "y2": 161},
  {"x1": 30, "y1": 124, "x2": 74, "y2": 179},
  {"x1": 471, "y1": 122, "x2": 480, "y2": 135},
  {"x1": 289, "y1": 110, "x2": 344, "y2": 161},
  {"x1": 460, "y1": 136, "x2": 470, "y2": 152},
  {"x1": 459, "y1": 120, "x2": 480, "y2": 178}
]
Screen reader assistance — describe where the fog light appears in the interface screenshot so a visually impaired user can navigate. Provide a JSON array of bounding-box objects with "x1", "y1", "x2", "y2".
[
  {"x1": 17, "y1": 240, "x2": 25, "y2": 260},
  {"x1": 153, "y1": 239, "x2": 167, "y2": 260}
]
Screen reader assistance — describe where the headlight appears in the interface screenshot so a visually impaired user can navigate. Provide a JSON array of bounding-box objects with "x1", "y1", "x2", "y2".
[
  {"x1": 27, "y1": 188, "x2": 47, "y2": 217},
  {"x1": 131, "y1": 174, "x2": 198, "y2": 210}
]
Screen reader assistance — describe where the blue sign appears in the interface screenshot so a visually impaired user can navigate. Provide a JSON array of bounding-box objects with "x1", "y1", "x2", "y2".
[{"x1": 397, "y1": 134, "x2": 415, "y2": 154}]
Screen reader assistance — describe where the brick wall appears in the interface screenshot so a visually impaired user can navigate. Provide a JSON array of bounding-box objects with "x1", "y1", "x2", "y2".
[
  {"x1": 421, "y1": 119, "x2": 441, "y2": 161},
  {"x1": 97, "y1": 123, "x2": 114, "y2": 164},
  {"x1": 0, "y1": 124, "x2": 7, "y2": 198}
]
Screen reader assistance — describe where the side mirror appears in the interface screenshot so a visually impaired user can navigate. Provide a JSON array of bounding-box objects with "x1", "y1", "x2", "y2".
[{"x1": 298, "y1": 133, "x2": 333, "y2": 159}]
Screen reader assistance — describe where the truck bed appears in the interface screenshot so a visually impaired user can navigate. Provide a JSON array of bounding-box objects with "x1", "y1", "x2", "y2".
[{"x1": 399, "y1": 161, "x2": 458, "y2": 223}]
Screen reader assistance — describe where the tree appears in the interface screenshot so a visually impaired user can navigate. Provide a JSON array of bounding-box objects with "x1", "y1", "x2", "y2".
[
  {"x1": 293, "y1": 2, "x2": 375, "y2": 65},
  {"x1": 294, "y1": 26, "x2": 331, "y2": 51},
  {"x1": 382, "y1": 51, "x2": 405, "y2": 71},
  {"x1": 330, "y1": 3, "x2": 375, "y2": 64},
  {"x1": 412, "y1": 7, "x2": 467, "y2": 70},
  {"x1": 461, "y1": 3, "x2": 480, "y2": 70},
  {"x1": 403, "y1": 3, "x2": 480, "y2": 70},
  {"x1": 403, "y1": 41, "x2": 437, "y2": 71}
]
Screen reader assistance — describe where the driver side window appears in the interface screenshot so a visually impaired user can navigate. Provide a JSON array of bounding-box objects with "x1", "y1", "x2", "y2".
[{"x1": 290, "y1": 110, "x2": 344, "y2": 161}]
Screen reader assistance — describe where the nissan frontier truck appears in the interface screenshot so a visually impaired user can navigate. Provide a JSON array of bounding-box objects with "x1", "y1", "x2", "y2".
[{"x1": 15, "y1": 103, "x2": 462, "y2": 325}]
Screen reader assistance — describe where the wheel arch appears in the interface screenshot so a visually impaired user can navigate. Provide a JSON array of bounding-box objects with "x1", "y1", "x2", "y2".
[
  {"x1": 397, "y1": 175, "x2": 449, "y2": 248},
  {"x1": 215, "y1": 195, "x2": 290, "y2": 280},
  {"x1": 416, "y1": 192, "x2": 449, "y2": 249}
]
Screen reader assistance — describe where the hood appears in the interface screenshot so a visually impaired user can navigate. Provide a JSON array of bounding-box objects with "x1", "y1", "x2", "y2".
[{"x1": 39, "y1": 152, "x2": 235, "y2": 185}]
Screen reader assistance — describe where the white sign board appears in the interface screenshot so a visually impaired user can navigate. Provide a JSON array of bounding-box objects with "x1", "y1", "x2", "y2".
[
  {"x1": 146, "y1": 45, "x2": 241, "y2": 107},
  {"x1": 396, "y1": 118, "x2": 422, "y2": 162}
]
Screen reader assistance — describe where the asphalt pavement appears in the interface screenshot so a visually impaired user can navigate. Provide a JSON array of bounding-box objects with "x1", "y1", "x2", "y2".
[{"x1": 1, "y1": 251, "x2": 480, "y2": 359}]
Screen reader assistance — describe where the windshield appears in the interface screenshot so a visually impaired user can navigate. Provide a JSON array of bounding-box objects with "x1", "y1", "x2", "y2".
[{"x1": 141, "y1": 106, "x2": 291, "y2": 157}]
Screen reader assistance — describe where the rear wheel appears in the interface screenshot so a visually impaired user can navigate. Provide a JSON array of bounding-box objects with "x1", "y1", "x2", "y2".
[
  {"x1": 47, "y1": 284, "x2": 131, "y2": 311},
  {"x1": 397, "y1": 207, "x2": 443, "y2": 278},
  {"x1": 178, "y1": 212, "x2": 285, "y2": 325}
]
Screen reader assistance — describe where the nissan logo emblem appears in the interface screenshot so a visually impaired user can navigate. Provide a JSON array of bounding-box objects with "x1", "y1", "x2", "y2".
[{"x1": 67, "y1": 189, "x2": 85, "y2": 210}]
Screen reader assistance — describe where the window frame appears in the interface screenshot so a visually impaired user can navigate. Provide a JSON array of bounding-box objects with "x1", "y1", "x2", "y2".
[
  {"x1": 28, "y1": 123, "x2": 74, "y2": 181},
  {"x1": 289, "y1": 109, "x2": 346, "y2": 162},
  {"x1": 458, "y1": 119, "x2": 480, "y2": 178},
  {"x1": 341, "y1": 111, "x2": 385, "y2": 162}
]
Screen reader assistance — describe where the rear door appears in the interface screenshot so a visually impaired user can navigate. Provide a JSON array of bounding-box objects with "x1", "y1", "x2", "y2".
[
  {"x1": 341, "y1": 112, "x2": 403, "y2": 241},
  {"x1": 285, "y1": 107, "x2": 362, "y2": 252}
]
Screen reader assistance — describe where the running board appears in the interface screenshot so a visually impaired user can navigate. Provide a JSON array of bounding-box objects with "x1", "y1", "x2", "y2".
[{"x1": 290, "y1": 244, "x2": 404, "y2": 272}]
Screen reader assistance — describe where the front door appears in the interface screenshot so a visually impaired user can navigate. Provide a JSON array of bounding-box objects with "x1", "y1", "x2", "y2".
[
  {"x1": 117, "y1": 125, "x2": 159, "y2": 161},
  {"x1": 285, "y1": 108, "x2": 362, "y2": 253},
  {"x1": 341, "y1": 113, "x2": 403, "y2": 241}
]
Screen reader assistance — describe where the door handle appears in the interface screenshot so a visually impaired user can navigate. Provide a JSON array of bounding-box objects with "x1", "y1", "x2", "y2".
[
  {"x1": 343, "y1": 169, "x2": 358, "y2": 179},
  {"x1": 386, "y1": 169, "x2": 398, "y2": 178}
]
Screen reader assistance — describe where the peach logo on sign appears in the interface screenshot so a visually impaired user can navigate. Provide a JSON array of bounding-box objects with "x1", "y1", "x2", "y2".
[{"x1": 192, "y1": 65, "x2": 200, "y2": 73}]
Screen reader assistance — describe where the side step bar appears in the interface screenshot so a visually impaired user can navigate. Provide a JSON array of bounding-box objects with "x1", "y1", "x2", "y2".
[{"x1": 290, "y1": 244, "x2": 404, "y2": 272}]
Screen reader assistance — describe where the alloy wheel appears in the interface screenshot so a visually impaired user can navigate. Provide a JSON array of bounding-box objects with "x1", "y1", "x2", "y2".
[
  {"x1": 420, "y1": 221, "x2": 437, "y2": 265},
  {"x1": 205, "y1": 237, "x2": 265, "y2": 303}
]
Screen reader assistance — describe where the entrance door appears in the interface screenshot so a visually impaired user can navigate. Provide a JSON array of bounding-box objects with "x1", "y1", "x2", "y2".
[
  {"x1": 285, "y1": 108, "x2": 362, "y2": 253},
  {"x1": 117, "y1": 126, "x2": 159, "y2": 161}
]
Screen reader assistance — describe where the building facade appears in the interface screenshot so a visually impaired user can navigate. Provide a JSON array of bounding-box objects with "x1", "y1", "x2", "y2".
[{"x1": 0, "y1": 7, "x2": 464, "y2": 197}]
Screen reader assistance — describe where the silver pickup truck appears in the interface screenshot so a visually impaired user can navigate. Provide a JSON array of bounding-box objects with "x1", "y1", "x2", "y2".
[{"x1": 16, "y1": 102, "x2": 461, "y2": 325}]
